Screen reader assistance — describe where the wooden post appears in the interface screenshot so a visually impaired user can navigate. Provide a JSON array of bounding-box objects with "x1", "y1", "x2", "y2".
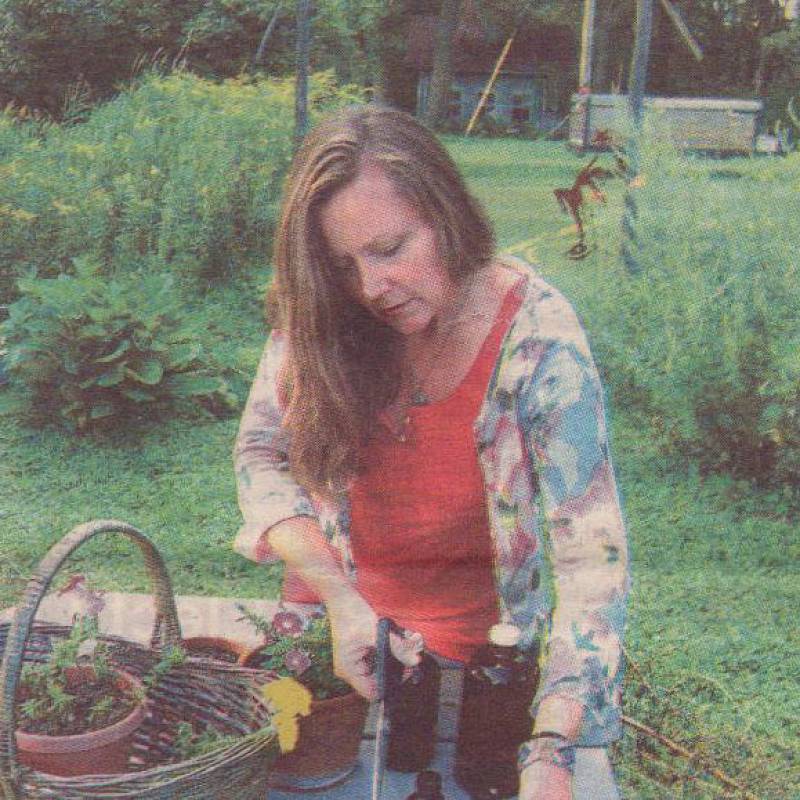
[
  {"x1": 294, "y1": 0, "x2": 312, "y2": 148},
  {"x1": 424, "y1": 0, "x2": 461, "y2": 130},
  {"x1": 628, "y1": 0, "x2": 654, "y2": 132},
  {"x1": 657, "y1": 0, "x2": 702, "y2": 62},
  {"x1": 621, "y1": 0, "x2": 654, "y2": 276},
  {"x1": 253, "y1": 2, "x2": 283, "y2": 68},
  {"x1": 465, "y1": 31, "x2": 516, "y2": 136},
  {"x1": 578, "y1": 0, "x2": 596, "y2": 91},
  {"x1": 577, "y1": 0, "x2": 597, "y2": 149}
]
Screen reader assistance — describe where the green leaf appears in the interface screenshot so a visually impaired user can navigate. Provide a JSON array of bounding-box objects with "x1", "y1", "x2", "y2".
[
  {"x1": 87, "y1": 305, "x2": 112, "y2": 324},
  {"x1": 89, "y1": 403, "x2": 115, "y2": 420},
  {"x1": 62, "y1": 354, "x2": 80, "y2": 375},
  {"x1": 94, "y1": 340, "x2": 131, "y2": 364},
  {"x1": 0, "y1": 392, "x2": 27, "y2": 416},
  {"x1": 165, "y1": 373, "x2": 221, "y2": 398},
  {"x1": 94, "y1": 363, "x2": 126, "y2": 387},
  {"x1": 167, "y1": 342, "x2": 201, "y2": 370},
  {"x1": 121, "y1": 387, "x2": 157, "y2": 403},
  {"x1": 125, "y1": 359, "x2": 164, "y2": 385}
]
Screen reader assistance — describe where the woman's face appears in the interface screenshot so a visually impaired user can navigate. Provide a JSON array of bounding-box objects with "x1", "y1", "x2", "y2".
[{"x1": 319, "y1": 163, "x2": 458, "y2": 338}]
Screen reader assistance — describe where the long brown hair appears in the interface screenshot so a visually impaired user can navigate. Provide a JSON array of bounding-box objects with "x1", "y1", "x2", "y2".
[{"x1": 271, "y1": 104, "x2": 495, "y2": 497}]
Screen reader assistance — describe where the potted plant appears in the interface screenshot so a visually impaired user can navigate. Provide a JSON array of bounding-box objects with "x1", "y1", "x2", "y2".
[
  {"x1": 14, "y1": 614, "x2": 149, "y2": 777},
  {"x1": 236, "y1": 603, "x2": 369, "y2": 790},
  {"x1": 12, "y1": 574, "x2": 191, "y2": 778}
]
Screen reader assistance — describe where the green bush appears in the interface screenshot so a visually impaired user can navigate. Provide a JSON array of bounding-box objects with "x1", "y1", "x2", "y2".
[
  {"x1": 2, "y1": 257, "x2": 238, "y2": 431},
  {"x1": 0, "y1": 70, "x2": 364, "y2": 302},
  {"x1": 586, "y1": 140, "x2": 800, "y2": 491}
]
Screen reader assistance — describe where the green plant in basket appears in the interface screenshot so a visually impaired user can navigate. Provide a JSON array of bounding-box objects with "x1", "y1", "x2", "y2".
[
  {"x1": 236, "y1": 604, "x2": 351, "y2": 701},
  {"x1": 16, "y1": 573, "x2": 187, "y2": 738},
  {"x1": 17, "y1": 615, "x2": 144, "y2": 737},
  {"x1": 16, "y1": 570, "x2": 189, "y2": 742}
]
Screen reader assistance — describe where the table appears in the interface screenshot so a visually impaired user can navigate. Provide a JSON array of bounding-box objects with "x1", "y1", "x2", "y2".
[
  {"x1": 0, "y1": 594, "x2": 519, "y2": 798},
  {"x1": 269, "y1": 740, "x2": 490, "y2": 800}
]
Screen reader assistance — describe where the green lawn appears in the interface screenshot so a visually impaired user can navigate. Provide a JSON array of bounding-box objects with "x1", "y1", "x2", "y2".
[{"x1": 1, "y1": 138, "x2": 797, "y2": 798}]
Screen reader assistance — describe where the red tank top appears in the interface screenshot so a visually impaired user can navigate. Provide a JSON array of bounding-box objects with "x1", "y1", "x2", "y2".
[{"x1": 349, "y1": 281, "x2": 523, "y2": 662}]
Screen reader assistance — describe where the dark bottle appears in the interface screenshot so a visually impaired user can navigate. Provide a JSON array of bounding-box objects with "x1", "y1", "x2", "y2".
[
  {"x1": 387, "y1": 653, "x2": 441, "y2": 772},
  {"x1": 454, "y1": 624, "x2": 539, "y2": 799},
  {"x1": 405, "y1": 769, "x2": 445, "y2": 800}
]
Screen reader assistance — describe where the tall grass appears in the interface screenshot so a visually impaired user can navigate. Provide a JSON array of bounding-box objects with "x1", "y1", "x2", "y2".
[
  {"x1": 581, "y1": 138, "x2": 800, "y2": 494},
  {"x1": 449, "y1": 135, "x2": 799, "y2": 799},
  {"x1": 0, "y1": 70, "x2": 362, "y2": 301}
]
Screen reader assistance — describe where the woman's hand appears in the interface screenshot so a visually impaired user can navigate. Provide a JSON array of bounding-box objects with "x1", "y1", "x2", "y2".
[
  {"x1": 518, "y1": 761, "x2": 572, "y2": 800},
  {"x1": 326, "y1": 590, "x2": 425, "y2": 700},
  {"x1": 326, "y1": 590, "x2": 379, "y2": 699}
]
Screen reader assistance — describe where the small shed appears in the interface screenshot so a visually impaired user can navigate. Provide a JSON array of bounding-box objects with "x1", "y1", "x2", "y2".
[
  {"x1": 569, "y1": 93, "x2": 763, "y2": 154},
  {"x1": 406, "y1": 12, "x2": 575, "y2": 132}
]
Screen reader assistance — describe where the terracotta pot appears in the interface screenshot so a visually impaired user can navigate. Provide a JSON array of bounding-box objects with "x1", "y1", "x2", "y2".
[
  {"x1": 268, "y1": 690, "x2": 369, "y2": 791},
  {"x1": 240, "y1": 645, "x2": 368, "y2": 790},
  {"x1": 16, "y1": 669, "x2": 146, "y2": 777},
  {"x1": 182, "y1": 636, "x2": 249, "y2": 664}
]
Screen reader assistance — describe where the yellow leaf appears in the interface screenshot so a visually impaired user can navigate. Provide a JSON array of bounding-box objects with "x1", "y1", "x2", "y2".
[
  {"x1": 262, "y1": 678, "x2": 312, "y2": 753},
  {"x1": 274, "y1": 710, "x2": 300, "y2": 752}
]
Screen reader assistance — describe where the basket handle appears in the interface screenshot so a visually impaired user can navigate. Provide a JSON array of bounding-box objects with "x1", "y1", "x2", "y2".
[{"x1": 0, "y1": 519, "x2": 182, "y2": 796}]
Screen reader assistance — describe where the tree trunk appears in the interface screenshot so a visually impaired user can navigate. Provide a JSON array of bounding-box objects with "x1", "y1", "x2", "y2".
[
  {"x1": 628, "y1": 0, "x2": 655, "y2": 130},
  {"x1": 424, "y1": 0, "x2": 461, "y2": 130},
  {"x1": 594, "y1": 0, "x2": 629, "y2": 92},
  {"x1": 753, "y1": 46, "x2": 767, "y2": 95},
  {"x1": 593, "y1": 2, "x2": 611, "y2": 92},
  {"x1": 295, "y1": 0, "x2": 312, "y2": 147},
  {"x1": 253, "y1": 3, "x2": 283, "y2": 68}
]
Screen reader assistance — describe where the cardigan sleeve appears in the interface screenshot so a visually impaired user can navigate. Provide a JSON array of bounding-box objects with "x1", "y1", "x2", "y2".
[
  {"x1": 520, "y1": 336, "x2": 629, "y2": 747},
  {"x1": 232, "y1": 331, "x2": 317, "y2": 561}
]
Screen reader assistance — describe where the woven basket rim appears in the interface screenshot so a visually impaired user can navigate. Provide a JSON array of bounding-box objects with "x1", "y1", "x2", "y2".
[
  {"x1": 2, "y1": 620, "x2": 279, "y2": 793},
  {"x1": 0, "y1": 520, "x2": 279, "y2": 800}
]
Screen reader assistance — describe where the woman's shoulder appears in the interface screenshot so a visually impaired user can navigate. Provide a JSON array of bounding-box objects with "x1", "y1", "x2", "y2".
[{"x1": 495, "y1": 255, "x2": 590, "y2": 355}]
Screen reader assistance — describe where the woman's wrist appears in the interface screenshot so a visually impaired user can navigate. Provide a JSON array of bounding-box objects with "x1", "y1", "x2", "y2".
[
  {"x1": 518, "y1": 733, "x2": 576, "y2": 775},
  {"x1": 324, "y1": 583, "x2": 372, "y2": 616}
]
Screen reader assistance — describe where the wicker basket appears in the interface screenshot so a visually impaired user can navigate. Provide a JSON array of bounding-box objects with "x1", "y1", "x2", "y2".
[{"x1": 0, "y1": 520, "x2": 279, "y2": 799}]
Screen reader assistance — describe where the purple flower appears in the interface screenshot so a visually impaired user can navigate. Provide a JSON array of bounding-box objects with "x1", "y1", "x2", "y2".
[
  {"x1": 284, "y1": 649, "x2": 311, "y2": 676},
  {"x1": 272, "y1": 611, "x2": 304, "y2": 638}
]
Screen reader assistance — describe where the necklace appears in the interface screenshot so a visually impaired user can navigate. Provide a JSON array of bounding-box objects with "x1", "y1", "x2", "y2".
[{"x1": 385, "y1": 285, "x2": 490, "y2": 443}]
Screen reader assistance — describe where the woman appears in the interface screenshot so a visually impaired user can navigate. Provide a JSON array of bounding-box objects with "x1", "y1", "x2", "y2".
[{"x1": 233, "y1": 105, "x2": 628, "y2": 800}]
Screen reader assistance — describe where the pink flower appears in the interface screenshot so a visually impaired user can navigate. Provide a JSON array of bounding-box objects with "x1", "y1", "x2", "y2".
[
  {"x1": 272, "y1": 610, "x2": 304, "y2": 638},
  {"x1": 284, "y1": 649, "x2": 311, "y2": 675}
]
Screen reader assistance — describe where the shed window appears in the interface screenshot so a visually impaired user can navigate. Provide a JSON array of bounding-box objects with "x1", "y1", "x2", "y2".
[
  {"x1": 511, "y1": 92, "x2": 531, "y2": 123},
  {"x1": 448, "y1": 88, "x2": 462, "y2": 118}
]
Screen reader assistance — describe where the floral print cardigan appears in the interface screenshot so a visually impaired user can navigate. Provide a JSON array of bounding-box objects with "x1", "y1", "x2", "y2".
[{"x1": 234, "y1": 258, "x2": 629, "y2": 748}]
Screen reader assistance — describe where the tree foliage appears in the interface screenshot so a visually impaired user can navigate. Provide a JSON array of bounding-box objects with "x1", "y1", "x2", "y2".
[
  {"x1": 0, "y1": 0, "x2": 796, "y2": 129},
  {"x1": 0, "y1": 0, "x2": 198, "y2": 113},
  {"x1": 0, "y1": 0, "x2": 387, "y2": 115}
]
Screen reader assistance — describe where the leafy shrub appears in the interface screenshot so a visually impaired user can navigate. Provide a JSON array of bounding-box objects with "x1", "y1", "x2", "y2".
[
  {"x1": 2, "y1": 256, "x2": 238, "y2": 431},
  {"x1": 0, "y1": 71, "x2": 364, "y2": 302},
  {"x1": 586, "y1": 137, "x2": 800, "y2": 491}
]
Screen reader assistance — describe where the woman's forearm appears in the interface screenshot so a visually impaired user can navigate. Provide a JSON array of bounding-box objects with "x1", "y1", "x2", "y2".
[
  {"x1": 266, "y1": 516, "x2": 359, "y2": 607},
  {"x1": 268, "y1": 516, "x2": 381, "y2": 698}
]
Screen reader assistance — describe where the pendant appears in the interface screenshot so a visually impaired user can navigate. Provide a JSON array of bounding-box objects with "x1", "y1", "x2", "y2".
[
  {"x1": 396, "y1": 415, "x2": 411, "y2": 443},
  {"x1": 410, "y1": 388, "x2": 430, "y2": 406}
]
